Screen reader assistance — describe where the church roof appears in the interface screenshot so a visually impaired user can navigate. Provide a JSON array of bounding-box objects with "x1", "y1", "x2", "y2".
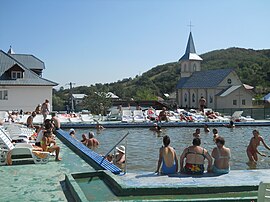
[
  {"x1": 179, "y1": 32, "x2": 202, "y2": 61},
  {"x1": 176, "y1": 68, "x2": 234, "y2": 89}
]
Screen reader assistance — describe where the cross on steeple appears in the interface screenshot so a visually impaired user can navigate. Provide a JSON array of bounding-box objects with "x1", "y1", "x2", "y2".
[{"x1": 187, "y1": 21, "x2": 194, "y2": 32}]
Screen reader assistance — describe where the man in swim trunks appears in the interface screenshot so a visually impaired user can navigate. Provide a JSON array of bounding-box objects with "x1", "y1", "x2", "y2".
[
  {"x1": 156, "y1": 135, "x2": 178, "y2": 175},
  {"x1": 246, "y1": 129, "x2": 270, "y2": 166},
  {"x1": 211, "y1": 136, "x2": 231, "y2": 174},
  {"x1": 180, "y1": 137, "x2": 212, "y2": 175}
]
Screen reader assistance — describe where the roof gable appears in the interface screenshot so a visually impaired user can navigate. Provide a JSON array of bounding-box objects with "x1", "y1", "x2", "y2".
[
  {"x1": 0, "y1": 50, "x2": 57, "y2": 86},
  {"x1": 177, "y1": 68, "x2": 235, "y2": 88}
]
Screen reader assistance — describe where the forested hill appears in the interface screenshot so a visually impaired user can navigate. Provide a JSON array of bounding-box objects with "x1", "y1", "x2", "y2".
[{"x1": 55, "y1": 47, "x2": 270, "y2": 108}]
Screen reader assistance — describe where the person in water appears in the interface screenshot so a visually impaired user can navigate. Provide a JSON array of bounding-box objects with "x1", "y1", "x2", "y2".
[
  {"x1": 246, "y1": 129, "x2": 270, "y2": 165},
  {"x1": 156, "y1": 135, "x2": 178, "y2": 175},
  {"x1": 180, "y1": 137, "x2": 212, "y2": 175},
  {"x1": 211, "y1": 136, "x2": 231, "y2": 174}
]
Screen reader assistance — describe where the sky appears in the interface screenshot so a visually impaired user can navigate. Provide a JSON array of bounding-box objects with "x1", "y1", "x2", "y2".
[{"x1": 1, "y1": 0, "x2": 270, "y2": 89}]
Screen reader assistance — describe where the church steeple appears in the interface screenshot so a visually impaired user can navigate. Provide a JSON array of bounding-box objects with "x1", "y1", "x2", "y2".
[
  {"x1": 179, "y1": 32, "x2": 202, "y2": 61},
  {"x1": 179, "y1": 31, "x2": 203, "y2": 78}
]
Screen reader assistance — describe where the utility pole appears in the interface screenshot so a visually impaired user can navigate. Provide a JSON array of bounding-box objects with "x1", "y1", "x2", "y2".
[{"x1": 68, "y1": 82, "x2": 75, "y2": 112}]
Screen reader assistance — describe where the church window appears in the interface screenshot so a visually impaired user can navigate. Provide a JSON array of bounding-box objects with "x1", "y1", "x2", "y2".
[
  {"x1": 192, "y1": 93, "x2": 195, "y2": 102},
  {"x1": 242, "y1": 99, "x2": 246, "y2": 105},
  {"x1": 233, "y1": 100, "x2": 237, "y2": 105},
  {"x1": 227, "y1": 78, "x2": 232, "y2": 84},
  {"x1": 184, "y1": 93, "x2": 187, "y2": 102},
  {"x1": 184, "y1": 64, "x2": 187, "y2": 72},
  {"x1": 193, "y1": 64, "x2": 196, "y2": 71}
]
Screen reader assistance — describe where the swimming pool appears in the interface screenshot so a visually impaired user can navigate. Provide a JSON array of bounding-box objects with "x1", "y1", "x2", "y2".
[{"x1": 70, "y1": 126, "x2": 270, "y2": 171}]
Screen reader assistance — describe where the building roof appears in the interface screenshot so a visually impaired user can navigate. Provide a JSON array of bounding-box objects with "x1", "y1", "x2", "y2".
[
  {"x1": 179, "y1": 32, "x2": 202, "y2": 61},
  {"x1": 217, "y1": 85, "x2": 242, "y2": 97},
  {"x1": 0, "y1": 50, "x2": 57, "y2": 86},
  {"x1": 72, "y1": 94, "x2": 86, "y2": 99},
  {"x1": 176, "y1": 68, "x2": 234, "y2": 89},
  {"x1": 9, "y1": 54, "x2": 45, "y2": 70}
]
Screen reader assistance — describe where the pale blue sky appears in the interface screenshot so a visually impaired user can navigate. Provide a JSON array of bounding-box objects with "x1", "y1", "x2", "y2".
[{"x1": 1, "y1": 0, "x2": 269, "y2": 89}]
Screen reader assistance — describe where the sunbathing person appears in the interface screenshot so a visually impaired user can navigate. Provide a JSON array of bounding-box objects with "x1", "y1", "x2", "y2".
[
  {"x1": 35, "y1": 119, "x2": 54, "y2": 147},
  {"x1": 246, "y1": 129, "x2": 270, "y2": 166},
  {"x1": 180, "y1": 137, "x2": 212, "y2": 175},
  {"x1": 155, "y1": 135, "x2": 178, "y2": 175},
  {"x1": 41, "y1": 129, "x2": 61, "y2": 161},
  {"x1": 211, "y1": 137, "x2": 231, "y2": 174},
  {"x1": 158, "y1": 107, "x2": 169, "y2": 122}
]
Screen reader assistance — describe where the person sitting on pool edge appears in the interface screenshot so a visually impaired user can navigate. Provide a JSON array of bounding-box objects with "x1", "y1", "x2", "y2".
[
  {"x1": 180, "y1": 137, "x2": 212, "y2": 175},
  {"x1": 155, "y1": 135, "x2": 178, "y2": 175},
  {"x1": 211, "y1": 136, "x2": 231, "y2": 174}
]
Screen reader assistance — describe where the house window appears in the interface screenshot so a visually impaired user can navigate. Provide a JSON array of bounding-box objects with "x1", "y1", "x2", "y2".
[
  {"x1": 11, "y1": 71, "x2": 23, "y2": 79},
  {"x1": 184, "y1": 93, "x2": 187, "y2": 102},
  {"x1": 0, "y1": 90, "x2": 8, "y2": 100},
  {"x1": 192, "y1": 93, "x2": 195, "y2": 102},
  {"x1": 227, "y1": 78, "x2": 232, "y2": 84},
  {"x1": 242, "y1": 99, "x2": 246, "y2": 105},
  {"x1": 209, "y1": 95, "x2": 213, "y2": 103},
  {"x1": 233, "y1": 100, "x2": 237, "y2": 105}
]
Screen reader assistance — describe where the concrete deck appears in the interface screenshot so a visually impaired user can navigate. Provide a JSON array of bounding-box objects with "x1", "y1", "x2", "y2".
[{"x1": 66, "y1": 169, "x2": 267, "y2": 201}]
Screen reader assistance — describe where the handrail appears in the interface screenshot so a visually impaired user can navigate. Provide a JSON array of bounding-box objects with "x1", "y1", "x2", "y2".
[{"x1": 100, "y1": 131, "x2": 129, "y2": 165}]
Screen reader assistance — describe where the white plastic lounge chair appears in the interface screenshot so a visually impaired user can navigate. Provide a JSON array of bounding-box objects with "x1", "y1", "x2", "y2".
[
  {"x1": 107, "y1": 108, "x2": 121, "y2": 121},
  {"x1": 258, "y1": 181, "x2": 270, "y2": 202},
  {"x1": 133, "y1": 110, "x2": 146, "y2": 122},
  {"x1": 80, "y1": 114, "x2": 94, "y2": 123},
  {"x1": 0, "y1": 128, "x2": 49, "y2": 165},
  {"x1": 57, "y1": 114, "x2": 71, "y2": 124},
  {"x1": 121, "y1": 109, "x2": 133, "y2": 123},
  {"x1": 231, "y1": 111, "x2": 243, "y2": 121},
  {"x1": 69, "y1": 116, "x2": 83, "y2": 123},
  {"x1": 167, "y1": 111, "x2": 180, "y2": 122}
]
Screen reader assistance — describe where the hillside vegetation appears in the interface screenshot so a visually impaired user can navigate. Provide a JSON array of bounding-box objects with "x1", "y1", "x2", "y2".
[{"x1": 53, "y1": 47, "x2": 270, "y2": 111}]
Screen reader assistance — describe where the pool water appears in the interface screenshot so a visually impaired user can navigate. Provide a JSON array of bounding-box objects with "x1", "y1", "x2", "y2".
[{"x1": 71, "y1": 126, "x2": 270, "y2": 171}]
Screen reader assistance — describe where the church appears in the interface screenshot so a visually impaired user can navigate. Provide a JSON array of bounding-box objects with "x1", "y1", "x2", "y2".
[{"x1": 176, "y1": 32, "x2": 254, "y2": 109}]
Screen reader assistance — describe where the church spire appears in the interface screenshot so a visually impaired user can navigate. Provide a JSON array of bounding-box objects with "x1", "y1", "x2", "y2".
[{"x1": 179, "y1": 31, "x2": 202, "y2": 61}]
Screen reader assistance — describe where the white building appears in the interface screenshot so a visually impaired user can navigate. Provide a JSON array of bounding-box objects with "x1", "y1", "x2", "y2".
[
  {"x1": 0, "y1": 47, "x2": 58, "y2": 112},
  {"x1": 176, "y1": 32, "x2": 254, "y2": 109}
]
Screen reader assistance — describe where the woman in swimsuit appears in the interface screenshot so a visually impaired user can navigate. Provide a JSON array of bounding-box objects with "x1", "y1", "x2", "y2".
[
  {"x1": 41, "y1": 129, "x2": 62, "y2": 161},
  {"x1": 211, "y1": 136, "x2": 231, "y2": 174},
  {"x1": 246, "y1": 129, "x2": 270, "y2": 165},
  {"x1": 156, "y1": 135, "x2": 178, "y2": 175},
  {"x1": 180, "y1": 137, "x2": 212, "y2": 175}
]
